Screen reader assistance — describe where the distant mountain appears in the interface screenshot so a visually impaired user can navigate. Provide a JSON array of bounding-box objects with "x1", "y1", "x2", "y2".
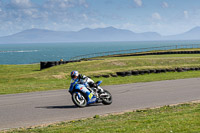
[
  {"x1": 0, "y1": 28, "x2": 75, "y2": 43},
  {"x1": 165, "y1": 26, "x2": 200, "y2": 40},
  {"x1": 0, "y1": 26, "x2": 200, "y2": 44}
]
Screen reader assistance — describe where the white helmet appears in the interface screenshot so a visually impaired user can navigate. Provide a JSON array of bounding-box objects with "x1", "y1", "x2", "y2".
[{"x1": 71, "y1": 71, "x2": 79, "y2": 80}]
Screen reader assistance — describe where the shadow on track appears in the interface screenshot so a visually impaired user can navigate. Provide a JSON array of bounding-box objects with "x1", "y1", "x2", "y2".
[
  {"x1": 36, "y1": 103, "x2": 104, "y2": 109},
  {"x1": 36, "y1": 105, "x2": 77, "y2": 109}
]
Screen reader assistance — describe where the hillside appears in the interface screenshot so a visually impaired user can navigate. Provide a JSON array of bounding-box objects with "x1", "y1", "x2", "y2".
[{"x1": 0, "y1": 26, "x2": 200, "y2": 44}]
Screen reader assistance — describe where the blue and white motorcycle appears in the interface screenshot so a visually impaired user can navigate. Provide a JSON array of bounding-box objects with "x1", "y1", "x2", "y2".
[{"x1": 69, "y1": 79, "x2": 112, "y2": 107}]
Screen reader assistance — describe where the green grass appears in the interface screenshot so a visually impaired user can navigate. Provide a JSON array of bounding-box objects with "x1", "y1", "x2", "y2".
[
  {"x1": 99, "y1": 71, "x2": 200, "y2": 86},
  {"x1": 1, "y1": 49, "x2": 200, "y2": 132},
  {"x1": 1, "y1": 53, "x2": 200, "y2": 94},
  {"x1": 5, "y1": 102, "x2": 200, "y2": 133},
  {"x1": 0, "y1": 64, "x2": 67, "y2": 94}
]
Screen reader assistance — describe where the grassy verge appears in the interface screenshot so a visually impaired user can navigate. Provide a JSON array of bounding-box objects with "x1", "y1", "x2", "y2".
[
  {"x1": 1, "y1": 52, "x2": 200, "y2": 94},
  {"x1": 4, "y1": 102, "x2": 200, "y2": 133},
  {"x1": 96, "y1": 48, "x2": 200, "y2": 58},
  {"x1": 97, "y1": 71, "x2": 200, "y2": 86}
]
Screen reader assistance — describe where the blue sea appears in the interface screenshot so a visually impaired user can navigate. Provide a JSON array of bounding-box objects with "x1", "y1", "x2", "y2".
[{"x1": 0, "y1": 40, "x2": 200, "y2": 64}]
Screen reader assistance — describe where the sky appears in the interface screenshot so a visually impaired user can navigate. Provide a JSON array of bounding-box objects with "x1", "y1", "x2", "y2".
[{"x1": 0, "y1": 0, "x2": 200, "y2": 36}]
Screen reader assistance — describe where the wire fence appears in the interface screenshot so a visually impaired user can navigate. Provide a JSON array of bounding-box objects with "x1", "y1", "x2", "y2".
[{"x1": 70, "y1": 44, "x2": 200, "y2": 61}]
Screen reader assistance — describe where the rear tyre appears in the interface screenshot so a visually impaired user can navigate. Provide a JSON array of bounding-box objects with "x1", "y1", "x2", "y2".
[
  {"x1": 72, "y1": 92, "x2": 87, "y2": 107},
  {"x1": 101, "y1": 89, "x2": 112, "y2": 105}
]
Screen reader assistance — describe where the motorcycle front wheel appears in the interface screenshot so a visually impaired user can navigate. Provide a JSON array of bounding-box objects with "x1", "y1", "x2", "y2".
[{"x1": 72, "y1": 92, "x2": 87, "y2": 107}]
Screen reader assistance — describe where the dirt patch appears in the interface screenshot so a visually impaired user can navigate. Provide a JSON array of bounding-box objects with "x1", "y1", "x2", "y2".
[
  {"x1": 87, "y1": 70, "x2": 113, "y2": 75},
  {"x1": 110, "y1": 61, "x2": 126, "y2": 66},
  {"x1": 52, "y1": 73, "x2": 66, "y2": 79}
]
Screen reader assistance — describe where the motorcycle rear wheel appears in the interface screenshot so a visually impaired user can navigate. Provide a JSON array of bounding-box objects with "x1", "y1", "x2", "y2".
[
  {"x1": 72, "y1": 92, "x2": 87, "y2": 107},
  {"x1": 101, "y1": 89, "x2": 112, "y2": 105}
]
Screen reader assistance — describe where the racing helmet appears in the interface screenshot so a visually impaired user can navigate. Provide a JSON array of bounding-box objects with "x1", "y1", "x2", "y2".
[{"x1": 71, "y1": 71, "x2": 79, "y2": 80}]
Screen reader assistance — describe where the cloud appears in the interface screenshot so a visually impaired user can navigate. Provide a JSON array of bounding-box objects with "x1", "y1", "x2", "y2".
[
  {"x1": 43, "y1": 0, "x2": 88, "y2": 10},
  {"x1": 23, "y1": 8, "x2": 38, "y2": 17},
  {"x1": 162, "y1": 2, "x2": 168, "y2": 8},
  {"x1": 134, "y1": 0, "x2": 142, "y2": 7},
  {"x1": 10, "y1": 0, "x2": 33, "y2": 8},
  {"x1": 118, "y1": 23, "x2": 136, "y2": 30},
  {"x1": 152, "y1": 12, "x2": 162, "y2": 20},
  {"x1": 184, "y1": 10, "x2": 189, "y2": 19},
  {"x1": 82, "y1": 14, "x2": 88, "y2": 20},
  {"x1": 43, "y1": 0, "x2": 75, "y2": 10},
  {"x1": 79, "y1": 0, "x2": 88, "y2": 8},
  {"x1": 3, "y1": 0, "x2": 41, "y2": 22},
  {"x1": 89, "y1": 22, "x2": 107, "y2": 29}
]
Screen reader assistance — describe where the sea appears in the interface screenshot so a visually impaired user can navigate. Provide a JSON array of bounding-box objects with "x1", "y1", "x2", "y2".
[{"x1": 0, "y1": 40, "x2": 200, "y2": 65}]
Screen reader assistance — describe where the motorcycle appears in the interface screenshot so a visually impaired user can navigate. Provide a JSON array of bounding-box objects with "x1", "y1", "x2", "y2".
[{"x1": 68, "y1": 79, "x2": 112, "y2": 107}]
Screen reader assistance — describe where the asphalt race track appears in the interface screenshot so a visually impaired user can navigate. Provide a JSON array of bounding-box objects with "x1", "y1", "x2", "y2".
[{"x1": 0, "y1": 78, "x2": 200, "y2": 130}]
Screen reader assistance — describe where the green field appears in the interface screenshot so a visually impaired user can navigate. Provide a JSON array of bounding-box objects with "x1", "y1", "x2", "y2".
[
  {"x1": 1, "y1": 49, "x2": 200, "y2": 132},
  {"x1": 5, "y1": 102, "x2": 200, "y2": 133},
  {"x1": 1, "y1": 52, "x2": 200, "y2": 94}
]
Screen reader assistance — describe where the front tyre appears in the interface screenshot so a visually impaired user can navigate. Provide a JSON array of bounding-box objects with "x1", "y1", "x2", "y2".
[
  {"x1": 72, "y1": 92, "x2": 87, "y2": 107},
  {"x1": 101, "y1": 89, "x2": 112, "y2": 105}
]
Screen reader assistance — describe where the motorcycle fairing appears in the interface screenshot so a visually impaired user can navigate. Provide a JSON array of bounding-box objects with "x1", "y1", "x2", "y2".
[
  {"x1": 96, "y1": 81, "x2": 102, "y2": 86},
  {"x1": 75, "y1": 84, "x2": 97, "y2": 104}
]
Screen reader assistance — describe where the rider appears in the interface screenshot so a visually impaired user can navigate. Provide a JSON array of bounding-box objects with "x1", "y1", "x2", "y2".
[{"x1": 70, "y1": 70, "x2": 97, "y2": 92}]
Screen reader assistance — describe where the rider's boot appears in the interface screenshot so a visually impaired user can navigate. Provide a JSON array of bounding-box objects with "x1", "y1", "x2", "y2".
[{"x1": 97, "y1": 86, "x2": 104, "y2": 93}]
